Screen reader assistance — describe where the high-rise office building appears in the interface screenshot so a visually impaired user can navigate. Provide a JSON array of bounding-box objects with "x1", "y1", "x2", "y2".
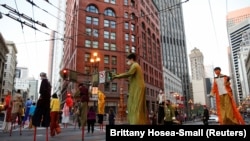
[
  {"x1": 153, "y1": 0, "x2": 191, "y2": 114},
  {"x1": 227, "y1": 7, "x2": 250, "y2": 104}
]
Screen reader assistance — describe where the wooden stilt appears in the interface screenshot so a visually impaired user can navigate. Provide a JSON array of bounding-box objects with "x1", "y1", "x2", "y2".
[
  {"x1": 82, "y1": 127, "x2": 84, "y2": 141},
  {"x1": 74, "y1": 120, "x2": 76, "y2": 130},
  {"x1": 33, "y1": 127, "x2": 37, "y2": 141},
  {"x1": 46, "y1": 127, "x2": 49, "y2": 141},
  {"x1": 9, "y1": 122, "x2": 12, "y2": 136},
  {"x1": 20, "y1": 124, "x2": 22, "y2": 135}
]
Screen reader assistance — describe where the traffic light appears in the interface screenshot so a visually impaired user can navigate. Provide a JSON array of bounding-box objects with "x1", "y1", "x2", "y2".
[
  {"x1": 105, "y1": 71, "x2": 113, "y2": 82},
  {"x1": 60, "y1": 68, "x2": 78, "y2": 82},
  {"x1": 60, "y1": 69, "x2": 69, "y2": 80}
]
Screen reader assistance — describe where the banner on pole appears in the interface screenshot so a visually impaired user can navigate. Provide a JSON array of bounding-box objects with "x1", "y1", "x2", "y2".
[{"x1": 99, "y1": 70, "x2": 106, "y2": 83}]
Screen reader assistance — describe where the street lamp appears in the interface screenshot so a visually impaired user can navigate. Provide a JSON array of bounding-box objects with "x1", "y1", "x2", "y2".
[
  {"x1": 173, "y1": 93, "x2": 179, "y2": 105},
  {"x1": 90, "y1": 52, "x2": 100, "y2": 111},
  {"x1": 90, "y1": 52, "x2": 100, "y2": 73}
]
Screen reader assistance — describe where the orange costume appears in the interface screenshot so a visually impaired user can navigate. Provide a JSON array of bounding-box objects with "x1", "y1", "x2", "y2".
[{"x1": 211, "y1": 70, "x2": 245, "y2": 125}]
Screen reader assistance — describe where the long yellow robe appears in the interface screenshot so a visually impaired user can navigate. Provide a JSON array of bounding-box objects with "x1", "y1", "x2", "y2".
[
  {"x1": 114, "y1": 62, "x2": 148, "y2": 124},
  {"x1": 98, "y1": 90, "x2": 105, "y2": 114}
]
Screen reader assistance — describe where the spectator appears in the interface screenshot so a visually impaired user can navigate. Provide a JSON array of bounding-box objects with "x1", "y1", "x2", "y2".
[
  {"x1": 50, "y1": 93, "x2": 61, "y2": 137},
  {"x1": 28, "y1": 102, "x2": 36, "y2": 129},
  {"x1": 87, "y1": 107, "x2": 96, "y2": 134},
  {"x1": 108, "y1": 108, "x2": 115, "y2": 125}
]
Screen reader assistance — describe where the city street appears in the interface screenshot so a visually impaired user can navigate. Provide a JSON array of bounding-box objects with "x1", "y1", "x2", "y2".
[
  {"x1": 1, "y1": 117, "x2": 249, "y2": 141},
  {"x1": 0, "y1": 121, "x2": 105, "y2": 141}
]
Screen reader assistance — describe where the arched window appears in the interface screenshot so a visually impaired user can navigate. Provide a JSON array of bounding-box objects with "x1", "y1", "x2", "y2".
[
  {"x1": 141, "y1": 22, "x2": 145, "y2": 30},
  {"x1": 104, "y1": 8, "x2": 116, "y2": 17},
  {"x1": 147, "y1": 28, "x2": 151, "y2": 35},
  {"x1": 86, "y1": 5, "x2": 99, "y2": 13},
  {"x1": 131, "y1": 13, "x2": 136, "y2": 19},
  {"x1": 152, "y1": 34, "x2": 155, "y2": 41}
]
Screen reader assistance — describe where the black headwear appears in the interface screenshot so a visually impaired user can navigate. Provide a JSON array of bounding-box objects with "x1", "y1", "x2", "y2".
[
  {"x1": 214, "y1": 67, "x2": 221, "y2": 71},
  {"x1": 127, "y1": 53, "x2": 136, "y2": 60}
]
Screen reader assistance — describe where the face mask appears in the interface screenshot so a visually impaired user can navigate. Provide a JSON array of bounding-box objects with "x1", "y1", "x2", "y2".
[{"x1": 127, "y1": 61, "x2": 131, "y2": 65}]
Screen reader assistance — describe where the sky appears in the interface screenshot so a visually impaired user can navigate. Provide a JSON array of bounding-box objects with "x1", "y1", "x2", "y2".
[
  {"x1": 182, "y1": 0, "x2": 250, "y2": 76},
  {"x1": 0, "y1": 0, "x2": 250, "y2": 79},
  {"x1": 0, "y1": 0, "x2": 59, "y2": 79}
]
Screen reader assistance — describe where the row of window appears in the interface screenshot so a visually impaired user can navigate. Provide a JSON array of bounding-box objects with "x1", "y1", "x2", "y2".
[
  {"x1": 84, "y1": 54, "x2": 118, "y2": 65},
  {"x1": 85, "y1": 32, "x2": 135, "y2": 50},
  {"x1": 86, "y1": 5, "x2": 116, "y2": 17},
  {"x1": 84, "y1": 40, "x2": 135, "y2": 53}
]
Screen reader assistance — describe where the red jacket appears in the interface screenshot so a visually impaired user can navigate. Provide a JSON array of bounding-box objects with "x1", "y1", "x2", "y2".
[{"x1": 66, "y1": 97, "x2": 73, "y2": 108}]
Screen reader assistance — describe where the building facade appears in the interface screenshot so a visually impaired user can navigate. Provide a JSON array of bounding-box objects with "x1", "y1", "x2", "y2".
[
  {"x1": 228, "y1": 18, "x2": 250, "y2": 104},
  {"x1": 15, "y1": 67, "x2": 30, "y2": 100},
  {"x1": 0, "y1": 33, "x2": 9, "y2": 99},
  {"x1": 153, "y1": 0, "x2": 191, "y2": 115},
  {"x1": 189, "y1": 48, "x2": 208, "y2": 106},
  {"x1": 51, "y1": 0, "x2": 66, "y2": 96},
  {"x1": 2, "y1": 41, "x2": 17, "y2": 97},
  {"x1": 62, "y1": 0, "x2": 163, "y2": 113}
]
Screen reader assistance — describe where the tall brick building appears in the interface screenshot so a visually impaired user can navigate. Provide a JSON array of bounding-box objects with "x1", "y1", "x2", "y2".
[{"x1": 62, "y1": 0, "x2": 163, "y2": 113}]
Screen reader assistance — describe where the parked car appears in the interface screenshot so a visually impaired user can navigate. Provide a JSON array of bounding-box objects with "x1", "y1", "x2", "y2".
[{"x1": 208, "y1": 114, "x2": 219, "y2": 123}]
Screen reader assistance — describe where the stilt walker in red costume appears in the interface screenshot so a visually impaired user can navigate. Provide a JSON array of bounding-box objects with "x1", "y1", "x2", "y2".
[
  {"x1": 211, "y1": 67, "x2": 245, "y2": 125},
  {"x1": 78, "y1": 83, "x2": 90, "y2": 141}
]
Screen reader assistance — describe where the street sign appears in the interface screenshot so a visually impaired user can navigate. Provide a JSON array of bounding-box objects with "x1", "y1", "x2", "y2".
[{"x1": 99, "y1": 70, "x2": 105, "y2": 83}]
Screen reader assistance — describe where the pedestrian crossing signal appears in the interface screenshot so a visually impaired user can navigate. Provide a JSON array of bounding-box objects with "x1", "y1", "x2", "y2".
[{"x1": 105, "y1": 71, "x2": 113, "y2": 82}]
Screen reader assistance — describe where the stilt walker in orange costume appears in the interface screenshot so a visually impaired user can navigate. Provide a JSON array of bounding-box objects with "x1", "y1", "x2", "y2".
[
  {"x1": 97, "y1": 90, "x2": 105, "y2": 131},
  {"x1": 211, "y1": 67, "x2": 245, "y2": 125}
]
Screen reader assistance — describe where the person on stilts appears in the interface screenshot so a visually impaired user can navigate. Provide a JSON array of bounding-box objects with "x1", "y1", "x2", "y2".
[{"x1": 32, "y1": 72, "x2": 51, "y2": 141}]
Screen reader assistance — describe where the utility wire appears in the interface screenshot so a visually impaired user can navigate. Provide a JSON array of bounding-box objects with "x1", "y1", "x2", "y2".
[
  {"x1": 2, "y1": 0, "x2": 189, "y2": 45},
  {"x1": 30, "y1": 0, "x2": 39, "y2": 76},
  {"x1": 14, "y1": 0, "x2": 23, "y2": 29},
  {"x1": 208, "y1": 0, "x2": 219, "y2": 49},
  {"x1": 14, "y1": 0, "x2": 31, "y2": 69}
]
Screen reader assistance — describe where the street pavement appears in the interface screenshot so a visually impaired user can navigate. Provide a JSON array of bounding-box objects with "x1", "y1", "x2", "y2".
[
  {"x1": 0, "y1": 121, "x2": 106, "y2": 141},
  {"x1": 0, "y1": 118, "x2": 248, "y2": 141}
]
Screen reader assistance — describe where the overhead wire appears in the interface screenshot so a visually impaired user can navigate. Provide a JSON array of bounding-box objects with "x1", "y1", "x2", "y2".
[
  {"x1": 30, "y1": 0, "x2": 39, "y2": 76},
  {"x1": 14, "y1": 0, "x2": 31, "y2": 69},
  {"x1": 208, "y1": 0, "x2": 219, "y2": 49},
  {"x1": 2, "y1": 0, "x2": 189, "y2": 45}
]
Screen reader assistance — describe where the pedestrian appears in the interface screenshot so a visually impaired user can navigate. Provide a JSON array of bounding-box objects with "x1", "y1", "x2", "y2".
[
  {"x1": 65, "y1": 93, "x2": 73, "y2": 113},
  {"x1": 87, "y1": 106, "x2": 96, "y2": 134},
  {"x1": 157, "y1": 89, "x2": 165, "y2": 125},
  {"x1": 11, "y1": 90, "x2": 24, "y2": 126},
  {"x1": 50, "y1": 93, "x2": 61, "y2": 137},
  {"x1": 163, "y1": 99, "x2": 175, "y2": 125},
  {"x1": 203, "y1": 105, "x2": 209, "y2": 125},
  {"x1": 108, "y1": 108, "x2": 115, "y2": 125},
  {"x1": 2, "y1": 91, "x2": 12, "y2": 132},
  {"x1": 28, "y1": 102, "x2": 36, "y2": 129},
  {"x1": 112, "y1": 53, "x2": 148, "y2": 125},
  {"x1": 211, "y1": 67, "x2": 245, "y2": 125},
  {"x1": 32, "y1": 72, "x2": 51, "y2": 140},
  {"x1": 22, "y1": 98, "x2": 32, "y2": 126},
  {"x1": 62, "y1": 101, "x2": 70, "y2": 128}
]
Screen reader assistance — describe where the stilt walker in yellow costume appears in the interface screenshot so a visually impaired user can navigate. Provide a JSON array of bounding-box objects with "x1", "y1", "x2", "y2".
[
  {"x1": 112, "y1": 53, "x2": 148, "y2": 125},
  {"x1": 211, "y1": 67, "x2": 245, "y2": 125},
  {"x1": 97, "y1": 90, "x2": 105, "y2": 131}
]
